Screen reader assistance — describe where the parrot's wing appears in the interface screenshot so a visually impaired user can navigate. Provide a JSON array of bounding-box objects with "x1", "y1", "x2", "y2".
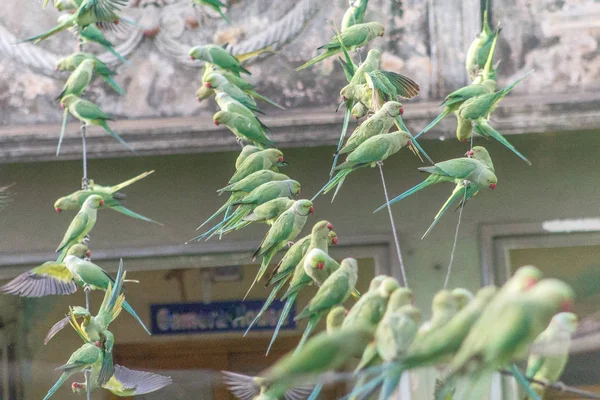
[
  {"x1": 57, "y1": 212, "x2": 89, "y2": 251},
  {"x1": 421, "y1": 159, "x2": 478, "y2": 179},
  {"x1": 58, "y1": 344, "x2": 99, "y2": 371},
  {"x1": 0, "y1": 262, "x2": 76, "y2": 297},
  {"x1": 98, "y1": 259, "x2": 126, "y2": 326},
  {"x1": 44, "y1": 315, "x2": 72, "y2": 345},
  {"x1": 253, "y1": 210, "x2": 295, "y2": 259},
  {"x1": 380, "y1": 71, "x2": 420, "y2": 99},
  {"x1": 73, "y1": 98, "x2": 111, "y2": 121},
  {"x1": 221, "y1": 371, "x2": 260, "y2": 400},
  {"x1": 285, "y1": 384, "x2": 316, "y2": 400},
  {"x1": 83, "y1": 0, "x2": 127, "y2": 22},
  {"x1": 109, "y1": 170, "x2": 154, "y2": 193},
  {"x1": 525, "y1": 353, "x2": 544, "y2": 379},
  {"x1": 309, "y1": 274, "x2": 351, "y2": 314},
  {"x1": 106, "y1": 365, "x2": 173, "y2": 395}
]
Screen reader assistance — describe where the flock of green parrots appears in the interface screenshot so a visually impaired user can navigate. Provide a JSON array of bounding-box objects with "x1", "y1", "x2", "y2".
[{"x1": 0, "y1": 0, "x2": 582, "y2": 399}]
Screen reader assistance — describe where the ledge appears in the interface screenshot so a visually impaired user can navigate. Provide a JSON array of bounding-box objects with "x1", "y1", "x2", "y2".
[{"x1": 0, "y1": 92, "x2": 599, "y2": 163}]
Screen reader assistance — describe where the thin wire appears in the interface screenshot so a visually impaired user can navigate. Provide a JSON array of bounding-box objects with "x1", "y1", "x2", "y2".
[
  {"x1": 499, "y1": 370, "x2": 600, "y2": 399},
  {"x1": 443, "y1": 185, "x2": 467, "y2": 289},
  {"x1": 378, "y1": 163, "x2": 408, "y2": 287},
  {"x1": 85, "y1": 368, "x2": 92, "y2": 400},
  {"x1": 82, "y1": 125, "x2": 88, "y2": 190}
]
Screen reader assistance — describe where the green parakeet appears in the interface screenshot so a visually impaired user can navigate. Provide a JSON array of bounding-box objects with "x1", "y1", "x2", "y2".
[
  {"x1": 451, "y1": 288, "x2": 475, "y2": 311},
  {"x1": 60, "y1": 95, "x2": 136, "y2": 154},
  {"x1": 214, "y1": 111, "x2": 274, "y2": 148},
  {"x1": 54, "y1": 171, "x2": 161, "y2": 225},
  {"x1": 294, "y1": 258, "x2": 359, "y2": 351},
  {"x1": 341, "y1": 0, "x2": 369, "y2": 31},
  {"x1": 374, "y1": 156, "x2": 497, "y2": 212},
  {"x1": 320, "y1": 130, "x2": 414, "y2": 201},
  {"x1": 465, "y1": 0, "x2": 499, "y2": 80},
  {"x1": 1, "y1": 244, "x2": 89, "y2": 297},
  {"x1": 247, "y1": 200, "x2": 314, "y2": 298},
  {"x1": 236, "y1": 145, "x2": 261, "y2": 169},
  {"x1": 205, "y1": 73, "x2": 263, "y2": 113},
  {"x1": 23, "y1": 0, "x2": 124, "y2": 43},
  {"x1": 296, "y1": 22, "x2": 385, "y2": 71},
  {"x1": 64, "y1": 256, "x2": 150, "y2": 335},
  {"x1": 442, "y1": 279, "x2": 575, "y2": 399},
  {"x1": 457, "y1": 71, "x2": 534, "y2": 164},
  {"x1": 351, "y1": 101, "x2": 369, "y2": 119},
  {"x1": 42, "y1": 342, "x2": 105, "y2": 400},
  {"x1": 342, "y1": 49, "x2": 380, "y2": 91},
  {"x1": 215, "y1": 92, "x2": 269, "y2": 132},
  {"x1": 80, "y1": 24, "x2": 128, "y2": 63},
  {"x1": 56, "y1": 195, "x2": 103, "y2": 262},
  {"x1": 72, "y1": 364, "x2": 172, "y2": 397},
  {"x1": 208, "y1": 71, "x2": 285, "y2": 110},
  {"x1": 418, "y1": 290, "x2": 458, "y2": 335},
  {"x1": 302, "y1": 248, "x2": 340, "y2": 286},
  {"x1": 221, "y1": 197, "x2": 296, "y2": 234},
  {"x1": 56, "y1": 52, "x2": 123, "y2": 95},
  {"x1": 193, "y1": 0, "x2": 231, "y2": 24},
  {"x1": 56, "y1": 58, "x2": 95, "y2": 102},
  {"x1": 189, "y1": 45, "x2": 251, "y2": 75},
  {"x1": 229, "y1": 149, "x2": 285, "y2": 184},
  {"x1": 525, "y1": 312, "x2": 578, "y2": 399}
]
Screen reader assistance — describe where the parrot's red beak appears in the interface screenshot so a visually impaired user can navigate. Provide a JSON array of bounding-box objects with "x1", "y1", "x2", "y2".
[
  {"x1": 214, "y1": 120, "x2": 219, "y2": 126},
  {"x1": 341, "y1": 95, "x2": 346, "y2": 101},
  {"x1": 523, "y1": 277, "x2": 537, "y2": 290},
  {"x1": 467, "y1": 149, "x2": 474, "y2": 156},
  {"x1": 345, "y1": 309, "x2": 349, "y2": 316},
  {"x1": 489, "y1": 183, "x2": 496, "y2": 190},
  {"x1": 317, "y1": 262, "x2": 324, "y2": 270},
  {"x1": 94, "y1": 341, "x2": 101, "y2": 348},
  {"x1": 99, "y1": 199, "x2": 105, "y2": 206},
  {"x1": 114, "y1": 18, "x2": 120, "y2": 25},
  {"x1": 86, "y1": 250, "x2": 91, "y2": 257},
  {"x1": 332, "y1": 237, "x2": 338, "y2": 245},
  {"x1": 205, "y1": 82, "x2": 211, "y2": 88},
  {"x1": 462, "y1": 139, "x2": 469, "y2": 143},
  {"x1": 309, "y1": 206, "x2": 314, "y2": 214},
  {"x1": 55, "y1": 207, "x2": 61, "y2": 212},
  {"x1": 327, "y1": 222, "x2": 333, "y2": 230},
  {"x1": 278, "y1": 156, "x2": 284, "y2": 162},
  {"x1": 61, "y1": 103, "x2": 65, "y2": 109},
  {"x1": 354, "y1": 115, "x2": 358, "y2": 120},
  {"x1": 190, "y1": 55, "x2": 195, "y2": 60},
  {"x1": 197, "y1": 97, "x2": 201, "y2": 102},
  {"x1": 399, "y1": 107, "x2": 404, "y2": 115},
  {"x1": 72, "y1": 382, "x2": 84, "y2": 389},
  {"x1": 407, "y1": 140, "x2": 412, "y2": 147}
]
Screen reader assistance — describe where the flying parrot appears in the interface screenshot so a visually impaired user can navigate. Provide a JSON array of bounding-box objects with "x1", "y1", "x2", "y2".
[
  {"x1": 56, "y1": 195, "x2": 104, "y2": 262},
  {"x1": 374, "y1": 156, "x2": 497, "y2": 212},
  {"x1": 189, "y1": 45, "x2": 251, "y2": 75},
  {"x1": 228, "y1": 149, "x2": 285, "y2": 184},
  {"x1": 60, "y1": 95, "x2": 136, "y2": 154},
  {"x1": 193, "y1": 0, "x2": 231, "y2": 24},
  {"x1": 213, "y1": 111, "x2": 275, "y2": 148},
  {"x1": 525, "y1": 312, "x2": 579, "y2": 399},
  {"x1": 79, "y1": 24, "x2": 128, "y2": 63},
  {"x1": 296, "y1": 22, "x2": 385, "y2": 71},
  {"x1": 341, "y1": 0, "x2": 369, "y2": 31},
  {"x1": 56, "y1": 52, "x2": 124, "y2": 95},
  {"x1": 0, "y1": 244, "x2": 90, "y2": 297},
  {"x1": 247, "y1": 199, "x2": 315, "y2": 298},
  {"x1": 294, "y1": 258, "x2": 359, "y2": 352},
  {"x1": 54, "y1": 170, "x2": 161, "y2": 225}
]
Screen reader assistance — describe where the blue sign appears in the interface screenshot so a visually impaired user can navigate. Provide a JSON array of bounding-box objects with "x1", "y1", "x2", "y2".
[{"x1": 150, "y1": 300, "x2": 296, "y2": 335}]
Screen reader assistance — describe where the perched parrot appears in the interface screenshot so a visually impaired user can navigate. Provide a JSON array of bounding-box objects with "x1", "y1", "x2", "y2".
[
  {"x1": 319, "y1": 131, "x2": 414, "y2": 201},
  {"x1": 418, "y1": 290, "x2": 458, "y2": 335},
  {"x1": 294, "y1": 258, "x2": 359, "y2": 352},
  {"x1": 221, "y1": 197, "x2": 296, "y2": 234},
  {"x1": 193, "y1": 0, "x2": 231, "y2": 24},
  {"x1": 208, "y1": 71, "x2": 285, "y2": 110},
  {"x1": 441, "y1": 279, "x2": 575, "y2": 399},
  {"x1": 465, "y1": 0, "x2": 499, "y2": 80},
  {"x1": 63, "y1": 256, "x2": 150, "y2": 335},
  {"x1": 374, "y1": 156, "x2": 497, "y2": 212},
  {"x1": 525, "y1": 312, "x2": 579, "y2": 399},
  {"x1": 189, "y1": 45, "x2": 251, "y2": 75},
  {"x1": 341, "y1": 49, "x2": 380, "y2": 95},
  {"x1": 22, "y1": 0, "x2": 124, "y2": 43},
  {"x1": 54, "y1": 171, "x2": 161, "y2": 225},
  {"x1": 245, "y1": 224, "x2": 336, "y2": 337},
  {"x1": 213, "y1": 111, "x2": 274, "y2": 148},
  {"x1": 0, "y1": 244, "x2": 90, "y2": 297},
  {"x1": 341, "y1": 0, "x2": 369, "y2": 31},
  {"x1": 351, "y1": 101, "x2": 369, "y2": 119},
  {"x1": 193, "y1": 180, "x2": 301, "y2": 242},
  {"x1": 56, "y1": 195, "x2": 104, "y2": 262},
  {"x1": 60, "y1": 95, "x2": 136, "y2": 154},
  {"x1": 42, "y1": 342, "x2": 106, "y2": 400},
  {"x1": 71, "y1": 364, "x2": 172, "y2": 397},
  {"x1": 247, "y1": 200, "x2": 315, "y2": 298},
  {"x1": 457, "y1": 71, "x2": 534, "y2": 164},
  {"x1": 56, "y1": 58, "x2": 96, "y2": 102},
  {"x1": 228, "y1": 149, "x2": 285, "y2": 184},
  {"x1": 451, "y1": 288, "x2": 475, "y2": 311},
  {"x1": 363, "y1": 70, "x2": 420, "y2": 111},
  {"x1": 56, "y1": 52, "x2": 124, "y2": 95},
  {"x1": 80, "y1": 24, "x2": 128, "y2": 63},
  {"x1": 302, "y1": 248, "x2": 341, "y2": 286},
  {"x1": 296, "y1": 22, "x2": 385, "y2": 71},
  {"x1": 205, "y1": 73, "x2": 263, "y2": 113},
  {"x1": 215, "y1": 92, "x2": 269, "y2": 132},
  {"x1": 236, "y1": 145, "x2": 261, "y2": 169}
]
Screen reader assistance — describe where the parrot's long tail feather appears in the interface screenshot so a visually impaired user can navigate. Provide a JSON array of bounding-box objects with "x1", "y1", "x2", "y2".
[
  {"x1": 378, "y1": 373, "x2": 402, "y2": 400},
  {"x1": 421, "y1": 184, "x2": 467, "y2": 239},
  {"x1": 321, "y1": 169, "x2": 352, "y2": 200},
  {"x1": 266, "y1": 264, "x2": 293, "y2": 287},
  {"x1": 213, "y1": 205, "x2": 251, "y2": 235},
  {"x1": 102, "y1": 75, "x2": 125, "y2": 95},
  {"x1": 395, "y1": 118, "x2": 434, "y2": 164},
  {"x1": 42, "y1": 373, "x2": 70, "y2": 400},
  {"x1": 216, "y1": 7, "x2": 232, "y2": 25},
  {"x1": 123, "y1": 300, "x2": 151, "y2": 335},
  {"x1": 197, "y1": 200, "x2": 232, "y2": 230},
  {"x1": 346, "y1": 371, "x2": 386, "y2": 400},
  {"x1": 248, "y1": 90, "x2": 286, "y2": 110},
  {"x1": 20, "y1": 21, "x2": 70, "y2": 44},
  {"x1": 296, "y1": 49, "x2": 335, "y2": 71},
  {"x1": 474, "y1": 123, "x2": 531, "y2": 165},
  {"x1": 56, "y1": 108, "x2": 69, "y2": 156},
  {"x1": 102, "y1": 122, "x2": 138, "y2": 155},
  {"x1": 329, "y1": 106, "x2": 353, "y2": 178},
  {"x1": 307, "y1": 383, "x2": 324, "y2": 400},
  {"x1": 243, "y1": 253, "x2": 274, "y2": 300},
  {"x1": 104, "y1": 44, "x2": 129, "y2": 64},
  {"x1": 294, "y1": 315, "x2": 320, "y2": 355},
  {"x1": 414, "y1": 110, "x2": 449, "y2": 139},
  {"x1": 373, "y1": 180, "x2": 431, "y2": 213},
  {"x1": 267, "y1": 293, "x2": 296, "y2": 355},
  {"x1": 111, "y1": 205, "x2": 164, "y2": 226},
  {"x1": 186, "y1": 213, "x2": 234, "y2": 243},
  {"x1": 509, "y1": 364, "x2": 542, "y2": 400},
  {"x1": 56, "y1": 247, "x2": 68, "y2": 263},
  {"x1": 244, "y1": 279, "x2": 287, "y2": 336},
  {"x1": 111, "y1": 171, "x2": 154, "y2": 193},
  {"x1": 219, "y1": 219, "x2": 250, "y2": 235}
]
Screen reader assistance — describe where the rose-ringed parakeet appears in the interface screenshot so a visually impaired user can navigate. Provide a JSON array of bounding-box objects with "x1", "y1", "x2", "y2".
[
  {"x1": 54, "y1": 171, "x2": 161, "y2": 225},
  {"x1": 229, "y1": 149, "x2": 285, "y2": 184},
  {"x1": 213, "y1": 111, "x2": 274, "y2": 148},
  {"x1": 193, "y1": 0, "x2": 231, "y2": 24},
  {"x1": 525, "y1": 312, "x2": 578, "y2": 399},
  {"x1": 235, "y1": 145, "x2": 261, "y2": 169},
  {"x1": 56, "y1": 195, "x2": 104, "y2": 262},
  {"x1": 247, "y1": 200, "x2": 315, "y2": 298},
  {"x1": 215, "y1": 92, "x2": 270, "y2": 132},
  {"x1": 189, "y1": 45, "x2": 251, "y2": 75},
  {"x1": 294, "y1": 258, "x2": 359, "y2": 352},
  {"x1": 208, "y1": 71, "x2": 285, "y2": 110},
  {"x1": 374, "y1": 156, "x2": 497, "y2": 212},
  {"x1": 60, "y1": 95, "x2": 136, "y2": 154},
  {"x1": 56, "y1": 52, "x2": 124, "y2": 95},
  {"x1": 341, "y1": 0, "x2": 369, "y2": 31},
  {"x1": 79, "y1": 24, "x2": 128, "y2": 63},
  {"x1": 465, "y1": 0, "x2": 499, "y2": 81},
  {"x1": 205, "y1": 73, "x2": 264, "y2": 113},
  {"x1": 296, "y1": 22, "x2": 385, "y2": 71},
  {"x1": 302, "y1": 248, "x2": 341, "y2": 286},
  {"x1": 56, "y1": 58, "x2": 96, "y2": 102},
  {"x1": 1, "y1": 244, "x2": 89, "y2": 297},
  {"x1": 221, "y1": 197, "x2": 296, "y2": 235}
]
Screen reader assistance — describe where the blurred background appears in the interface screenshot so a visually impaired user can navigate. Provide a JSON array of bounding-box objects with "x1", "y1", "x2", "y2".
[{"x1": 1, "y1": 0, "x2": 600, "y2": 398}]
